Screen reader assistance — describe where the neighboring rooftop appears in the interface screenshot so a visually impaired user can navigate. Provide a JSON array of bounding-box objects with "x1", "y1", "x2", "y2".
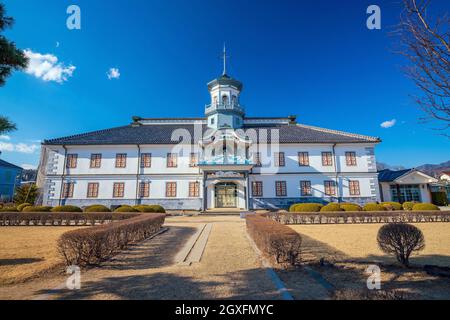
[
  {"x1": 43, "y1": 119, "x2": 381, "y2": 146},
  {"x1": 0, "y1": 159, "x2": 23, "y2": 170},
  {"x1": 378, "y1": 169, "x2": 413, "y2": 182}
]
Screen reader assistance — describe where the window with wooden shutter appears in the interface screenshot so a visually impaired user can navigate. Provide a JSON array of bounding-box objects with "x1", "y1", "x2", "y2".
[
  {"x1": 298, "y1": 152, "x2": 310, "y2": 166},
  {"x1": 189, "y1": 182, "x2": 200, "y2": 197},
  {"x1": 324, "y1": 180, "x2": 336, "y2": 196},
  {"x1": 62, "y1": 182, "x2": 74, "y2": 198},
  {"x1": 90, "y1": 154, "x2": 102, "y2": 168},
  {"x1": 300, "y1": 181, "x2": 312, "y2": 196},
  {"x1": 113, "y1": 182, "x2": 125, "y2": 198},
  {"x1": 349, "y1": 180, "x2": 360, "y2": 195},
  {"x1": 345, "y1": 152, "x2": 357, "y2": 166},
  {"x1": 115, "y1": 153, "x2": 127, "y2": 168},
  {"x1": 167, "y1": 153, "x2": 178, "y2": 168},
  {"x1": 322, "y1": 152, "x2": 333, "y2": 166},
  {"x1": 166, "y1": 182, "x2": 177, "y2": 197},
  {"x1": 87, "y1": 183, "x2": 99, "y2": 198},
  {"x1": 252, "y1": 181, "x2": 263, "y2": 197},
  {"x1": 141, "y1": 153, "x2": 152, "y2": 168},
  {"x1": 139, "y1": 182, "x2": 150, "y2": 198},
  {"x1": 66, "y1": 154, "x2": 78, "y2": 169},
  {"x1": 274, "y1": 152, "x2": 285, "y2": 167},
  {"x1": 275, "y1": 181, "x2": 287, "y2": 197}
]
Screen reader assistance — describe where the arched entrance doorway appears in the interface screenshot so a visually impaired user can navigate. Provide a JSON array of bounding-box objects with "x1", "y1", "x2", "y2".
[{"x1": 215, "y1": 182, "x2": 237, "y2": 208}]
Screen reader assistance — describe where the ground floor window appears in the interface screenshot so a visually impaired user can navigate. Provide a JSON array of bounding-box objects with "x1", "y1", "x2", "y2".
[
  {"x1": 390, "y1": 184, "x2": 421, "y2": 202},
  {"x1": 189, "y1": 182, "x2": 200, "y2": 197},
  {"x1": 139, "y1": 182, "x2": 150, "y2": 198},
  {"x1": 113, "y1": 183, "x2": 125, "y2": 198},
  {"x1": 252, "y1": 181, "x2": 263, "y2": 197},
  {"x1": 62, "y1": 182, "x2": 74, "y2": 198},
  {"x1": 324, "y1": 180, "x2": 336, "y2": 196},
  {"x1": 275, "y1": 181, "x2": 287, "y2": 197},
  {"x1": 166, "y1": 182, "x2": 177, "y2": 197},
  {"x1": 300, "y1": 180, "x2": 312, "y2": 196},
  {"x1": 87, "y1": 183, "x2": 99, "y2": 198},
  {"x1": 349, "y1": 180, "x2": 360, "y2": 196}
]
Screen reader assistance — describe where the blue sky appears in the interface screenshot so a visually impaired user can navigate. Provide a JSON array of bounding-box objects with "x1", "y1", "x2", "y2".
[{"x1": 0, "y1": 0, "x2": 449, "y2": 169}]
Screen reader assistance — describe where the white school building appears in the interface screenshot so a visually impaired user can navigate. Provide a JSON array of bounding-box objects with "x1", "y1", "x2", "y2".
[{"x1": 37, "y1": 59, "x2": 382, "y2": 211}]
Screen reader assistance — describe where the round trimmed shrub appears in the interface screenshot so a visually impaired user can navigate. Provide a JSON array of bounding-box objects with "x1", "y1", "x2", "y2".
[
  {"x1": 412, "y1": 203, "x2": 440, "y2": 211},
  {"x1": 289, "y1": 203, "x2": 323, "y2": 213},
  {"x1": 364, "y1": 203, "x2": 386, "y2": 212},
  {"x1": 22, "y1": 206, "x2": 53, "y2": 212},
  {"x1": 402, "y1": 201, "x2": 419, "y2": 211},
  {"x1": 320, "y1": 203, "x2": 343, "y2": 212},
  {"x1": 84, "y1": 205, "x2": 111, "y2": 213},
  {"x1": 133, "y1": 205, "x2": 156, "y2": 213},
  {"x1": 381, "y1": 202, "x2": 402, "y2": 211},
  {"x1": 51, "y1": 205, "x2": 82, "y2": 212},
  {"x1": 340, "y1": 203, "x2": 362, "y2": 212},
  {"x1": 114, "y1": 205, "x2": 138, "y2": 213},
  {"x1": 17, "y1": 203, "x2": 32, "y2": 212},
  {"x1": 148, "y1": 205, "x2": 165, "y2": 213}
]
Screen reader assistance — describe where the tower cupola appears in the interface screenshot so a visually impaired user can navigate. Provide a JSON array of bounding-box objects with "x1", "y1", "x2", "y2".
[{"x1": 206, "y1": 46, "x2": 244, "y2": 129}]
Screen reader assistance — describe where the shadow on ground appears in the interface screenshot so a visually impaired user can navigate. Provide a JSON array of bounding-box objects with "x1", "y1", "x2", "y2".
[{"x1": 0, "y1": 258, "x2": 44, "y2": 266}]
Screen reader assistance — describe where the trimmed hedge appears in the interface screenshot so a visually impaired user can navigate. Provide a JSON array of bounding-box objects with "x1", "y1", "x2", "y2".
[
  {"x1": 321, "y1": 203, "x2": 343, "y2": 212},
  {"x1": 246, "y1": 214, "x2": 301, "y2": 265},
  {"x1": 381, "y1": 202, "x2": 402, "y2": 211},
  {"x1": 0, "y1": 212, "x2": 140, "y2": 226},
  {"x1": 58, "y1": 213, "x2": 165, "y2": 267},
  {"x1": 403, "y1": 201, "x2": 419, "y2": 211},
  {"x1": 84, "y1": 205, "x2": 111, "y2": 213},
  {"x1": 52, "y1": 205, "x2": 82, "y2": 212},
  {"x1": 0, "y1": 207, "x2": 18, "y2": 212},
  {"x1": 412, "y1": 203, "x2": 440, "y2": 211},
  {"x1": 22, "y1": 206, "x2": 53, "y2": 212},
  {"x1": 364, "y1": 203, "x2": 386, "y2": 211},
  {"x1": 431, "y1": 192, "x2": 448, "y2": 206},
  {"x1": 289, "y1": 203, "x2": 323, "y2": 213},
  {"x1": 133, "y1": 205, "x2": 166, "y2": 213},
  {"x1": 17, "y1": 203, "x2": 32, "y2": 212},
  {"x1": 114, "y1": 205, "x2": 139, "y2": 213},
  {"x1": 265, "y1": 210, "x2": 450, "y2": 225},
  {"x1": 340, "y1": 203, "x2": 362, "y2": 212}
]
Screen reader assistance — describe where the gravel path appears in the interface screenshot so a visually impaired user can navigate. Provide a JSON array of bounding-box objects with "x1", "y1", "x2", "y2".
[{"x1": 0, "y1": 216, "x2": 281, "y2": 300}]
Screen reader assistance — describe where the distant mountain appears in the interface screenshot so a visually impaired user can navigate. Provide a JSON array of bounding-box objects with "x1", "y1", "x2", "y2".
[
  {"x1": 377, "y1": 161, "x2": 450, "y2": 178},
  {"x1": 416, "y1": 161, "x2": 450, "y2": 178}
]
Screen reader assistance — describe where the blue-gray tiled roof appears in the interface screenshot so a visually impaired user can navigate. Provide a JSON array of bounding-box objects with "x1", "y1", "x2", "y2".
[
  {"x1": 378, "y1": 169, "x2": 412, "y2": 182},
  {"x1": 43, "y1": 122, "x2": 381, "y2": 146}
]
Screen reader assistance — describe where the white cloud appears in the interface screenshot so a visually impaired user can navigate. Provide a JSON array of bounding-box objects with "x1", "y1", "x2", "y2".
[
  {"x1": 0, "y1": 142, "x2": 39, "y2": 154},
  {"x1": 0, "y1": 135, "x2": 11, "y2": 141},
  {"x1": 21, "y1": 164, "x2": 38, "y2": 170},
  {"x1": 380, "y1": 119, "x2": 397, "y2": 129},
  {"x1": 23, "y1": 49, "x2": 76, "y2": 83},
  {"x1": 107, "y1": 68, "x2": 120, "y2": 80}
]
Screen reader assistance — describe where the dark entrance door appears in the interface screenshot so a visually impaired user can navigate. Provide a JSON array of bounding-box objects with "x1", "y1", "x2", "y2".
[{"x1": 215, "y1": 183, "x2": 237, "y2": 208}]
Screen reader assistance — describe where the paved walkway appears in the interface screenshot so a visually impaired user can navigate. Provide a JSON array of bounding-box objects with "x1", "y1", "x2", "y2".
[{"x1": 0, "y1": 216, "x2": 282, "y2": 300}]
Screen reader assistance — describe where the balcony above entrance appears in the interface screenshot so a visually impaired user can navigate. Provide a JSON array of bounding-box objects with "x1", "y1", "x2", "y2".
[{"x1": 198, "y1": 155, "x2": 253, "y2": 171}]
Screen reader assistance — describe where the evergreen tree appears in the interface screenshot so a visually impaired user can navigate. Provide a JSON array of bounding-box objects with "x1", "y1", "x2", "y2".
[{"x1": 14, "y1": 184, "x2": 39, "y2": 205}]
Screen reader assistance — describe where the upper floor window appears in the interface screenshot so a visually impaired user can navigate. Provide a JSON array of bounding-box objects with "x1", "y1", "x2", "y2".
[
  {"x1": 349, "y1": 180, "x2": 360, "y2": 196},
  {"x1": 298, "y1": 152, "x2": 310, "y2": 166},
  {"x1": 115, "y1": 153, "x2": 127, "y2": 168},
  {"x1": 275, "y1": 181, "x2": 287, "y2": 197},
  {"x1": 252, "y1": 181, "x2": 263, "y2": 197},
  {"x1": 322, "y1": 152, "x2": 333, "y2": 167},
  {"x1": 66, "y1": 154, "x2": 78, "y2": 169},
  {"x1": 345, "y1": 152, "x2": 357, "y2": 166},
  {"x1": 232, "y1": 95, "x2": 237, "y2": 105},
  {"x1": 90, "y1": 154, "x2": 102, "y2": 168},
  {"x1": 300, "y1": 181, "x2": 312, "y2": 196},
  {"x1": 167, "y1": 153, "x2": 178, "y2": 168},
  {"x1": 324, "y1": 180, "x2": 336, "y2": 196},
  {"x1": 222, "y1": 95, "x2": 228, "y2": 105},
  {"x1": 139, "y1": 182, "x2": 150, "y2": 198},
  {"x1": 253, "y1": 152, "x2": 262, "y2": 167},
  {"x1": 113, "y1": 182, "x2": 125, "y2": 198},
  {"x1": 62, "y1": 182, "x2": 74, "y2": 198},
  {"x1": 141, "y1": 153, "x2": 152, "y2": 168},
  {"x1": 166, "y1": 182, "x2": 177, "y2": 197},
  {"x1": 190, "y1": 153, "x2": 199, "y2": 167},
  {"x1": 87, "y1": 183, "x2": 99, "y2": 198},
  {"x1": 211, "y1": 117, "x2": 215, "y2": 125},
  {"x1": 189, "y1": 182, "x2": 200, "y2": 197},
  {"x1": 213, "y1": 96, "x2": 218, "y2": 106},
  {"x1": 274, "y1": 152, "x2": 285, "y2": 167}
]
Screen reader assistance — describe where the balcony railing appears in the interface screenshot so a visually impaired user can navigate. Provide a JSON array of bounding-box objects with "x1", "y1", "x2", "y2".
[
  {"x1": 205, "y1": 102, "x2": 244, "y2": 114},
  {"x1": 199, "y1": 155, "x2": 253, "y2": 166}
]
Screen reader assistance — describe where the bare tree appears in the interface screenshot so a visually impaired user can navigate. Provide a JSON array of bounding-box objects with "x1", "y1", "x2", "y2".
[
  {"x1": 398, "y1": 0, "x2": 449, "y2": 135},
  {"x1": 377, "y1": 223, "x2": 425, "y2": 267}
]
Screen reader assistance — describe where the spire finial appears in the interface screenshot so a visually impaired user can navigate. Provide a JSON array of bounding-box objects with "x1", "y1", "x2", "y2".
[{"x1": 222, "y1": 43, "x2": 228, "y2": 75}]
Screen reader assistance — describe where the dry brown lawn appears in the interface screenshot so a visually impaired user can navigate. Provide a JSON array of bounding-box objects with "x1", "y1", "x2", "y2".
[
  {"x1": 0, "y1": 227, "x2": 83, "y2": 285},
  {"x1": 291, "y1": 223, "x2": 450, "y2": 267}
]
